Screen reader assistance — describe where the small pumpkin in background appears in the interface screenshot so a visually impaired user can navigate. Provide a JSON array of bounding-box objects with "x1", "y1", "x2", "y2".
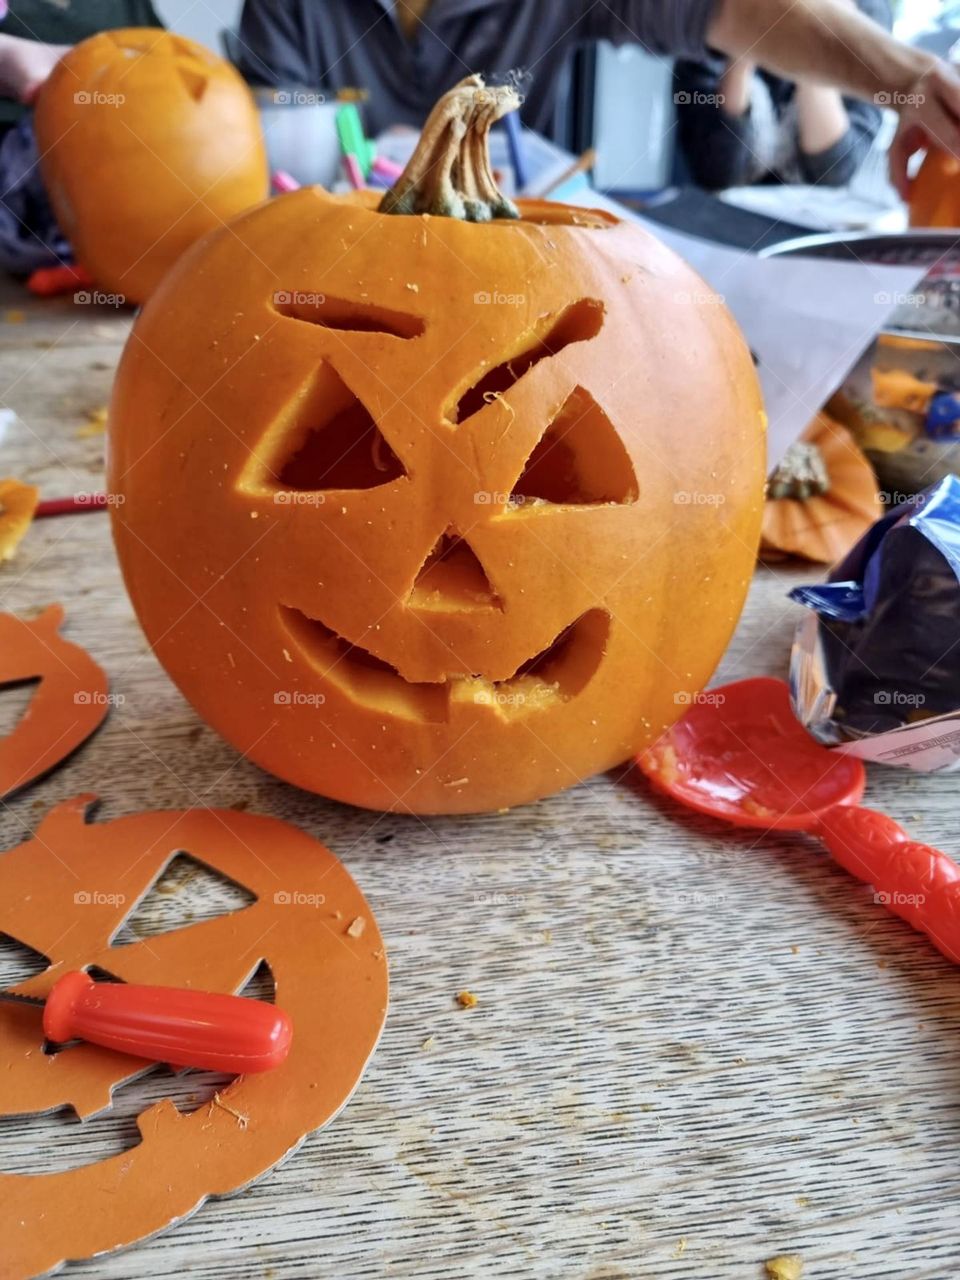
[
  {"x1": 109, "y1": 76, "x2": 765, "y2": 814},
  {"x1": 909, "y1": 148, "x2": 960, "y2": 228},
  {"x1": 760, "y1": 413, "x2": 882, "y2": 564},
  {"x1": 35, "y1": 28, "x2": 268, "y2": 305}
]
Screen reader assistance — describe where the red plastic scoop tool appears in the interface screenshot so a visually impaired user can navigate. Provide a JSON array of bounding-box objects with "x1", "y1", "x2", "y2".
[
  {"x1": 637, "y1": 677, "x2": 960, "y2": 964},
  {"x1": 0, "y1": 971, "x2": 293, "y2": 1072}
]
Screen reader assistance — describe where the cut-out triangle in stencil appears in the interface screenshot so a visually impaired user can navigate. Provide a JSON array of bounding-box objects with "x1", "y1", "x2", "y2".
[
  {"x1": 0, "y1": 932, "x2": 48, "y2": 989},
  {"x1": 112, "y1": 852, "x2": 256, "y2": 945},
  {"x1": 0, "y1": 678, "x2": 40, "y2": 741}
]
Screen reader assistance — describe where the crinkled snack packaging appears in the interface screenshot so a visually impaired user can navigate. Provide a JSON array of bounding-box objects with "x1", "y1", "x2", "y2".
[{"x1": 790, "y1": 475, "x2": 960, "y2": 772}]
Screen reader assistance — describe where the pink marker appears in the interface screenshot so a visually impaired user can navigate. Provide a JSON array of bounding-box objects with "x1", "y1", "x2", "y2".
[
  {"x1": 371, "y1": 155, "x2": 404, "y2": 181},
  {"x1": 272, "y1": 170, "x2": 301, "y2": 193},
  {"x1": 343, "y1": 154, "x2": 367, "y2": 190}
]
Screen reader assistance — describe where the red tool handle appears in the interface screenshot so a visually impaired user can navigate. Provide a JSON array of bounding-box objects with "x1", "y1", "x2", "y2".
[
  {"x1": 817, "y1": 805, "x2": 960, "y2": 964},
  {"x1": 43, "y1": 972, "x2": 293, "y2": 1073},
  {"x1": 26, "y1": 264, "x2": 94, "y2": 297}
]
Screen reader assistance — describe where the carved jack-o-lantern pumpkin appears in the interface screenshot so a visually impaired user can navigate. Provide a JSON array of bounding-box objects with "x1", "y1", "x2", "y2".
[
  {"x1": 109, "y1": 78, "x2": 765, "y2": 813},
  {"x1": 35, "y1": 28, "x2": 268, "y2": 304},
  {"x1": 0, "y1": 797, "x2": 387, "y2": 1278}
]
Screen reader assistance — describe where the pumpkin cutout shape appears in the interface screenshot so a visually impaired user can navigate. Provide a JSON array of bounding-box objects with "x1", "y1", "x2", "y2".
[
  {"x1": 0, "y1": 796, "x2": 387, "y2": 1279},
  {"x1": 108, "y1": 78, "x2": 765, "y2": 814},
  {"x1": 0, "y1": 605, "x2": 109, "y2": 798},
  {"x1": 909, "y1": 148, "x2": 960, "y2": 227},
  {"x1": 34, "y1": 28, "x2": 269, "y2": 305}
]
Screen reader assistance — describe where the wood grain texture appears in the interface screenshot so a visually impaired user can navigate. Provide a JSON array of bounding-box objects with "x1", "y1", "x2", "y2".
[{"x1": 1, "y1": 287, "x2": 959, "y2": 1280}]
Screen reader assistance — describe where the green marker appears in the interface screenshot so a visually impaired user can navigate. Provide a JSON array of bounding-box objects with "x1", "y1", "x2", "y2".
[{"x1": 336, "y1": 103, "x2": 376, "y2": 178}]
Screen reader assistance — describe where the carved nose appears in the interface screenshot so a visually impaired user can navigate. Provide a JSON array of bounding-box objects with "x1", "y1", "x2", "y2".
[{"x1": 407, "y1": 527, "x2": 502, "y2": 612}]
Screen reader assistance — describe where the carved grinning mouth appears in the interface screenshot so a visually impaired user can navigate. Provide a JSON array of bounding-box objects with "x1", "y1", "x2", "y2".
[{"x1": 279, "y1": 607, "x2": 610, "y2": 724}]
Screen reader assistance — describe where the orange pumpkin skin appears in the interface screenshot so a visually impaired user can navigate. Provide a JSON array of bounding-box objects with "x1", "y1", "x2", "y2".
[
  {"x1": 909, "y1": 149, "x2": 960, "y2": 227},
  {"x1": 108, "y1": 189, "x2": 765, "y2": 813},
  {"x1": 34, "y1": 28, "x2": 268, "y2": 304}
]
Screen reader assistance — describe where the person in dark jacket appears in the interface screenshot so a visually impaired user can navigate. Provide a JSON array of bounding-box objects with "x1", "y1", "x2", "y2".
[
  {"x1": 230, "y1": 0, "x2": 960, "y2": 199},
  {"x1": 673, "y1": 0, "x2": 892, "y2": 189}
]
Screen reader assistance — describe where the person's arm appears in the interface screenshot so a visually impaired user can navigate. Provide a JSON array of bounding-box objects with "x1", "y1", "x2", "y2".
[
  {"x1": 673, "y1": 57, "x2": 761, "y2": 190},
  {"x1": 0, "y1": 33, "x2": 68, "y2": 103},
  {"x1": 706, "y1": 0, "x2": 959, "y2": 196},
  {"x1": 797, "y1": 94, "x2": 883, "y2": 185},
  {"x1": 794, "y1": 84, "x2": 849, "y2": 158},
  {"x1": 719, "y1": 57, "x2": 755, "y2": 118}
]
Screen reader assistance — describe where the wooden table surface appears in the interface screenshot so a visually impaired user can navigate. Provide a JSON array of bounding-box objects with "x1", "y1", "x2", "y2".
[{"x1": 1, "y1": 285, "x2": 959, "y2": 1280}]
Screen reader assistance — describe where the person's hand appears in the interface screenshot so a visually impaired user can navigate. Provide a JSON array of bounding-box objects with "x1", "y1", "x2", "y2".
[
  {"x1": 889, "y1": 57, "x2": 960, "y2": 199},
  {"x1": 0, "y1": 33, "x2": 69, "y2": 105},
  {"x1": 719, "y1": 58, "x2": 756, "y2": 118}
]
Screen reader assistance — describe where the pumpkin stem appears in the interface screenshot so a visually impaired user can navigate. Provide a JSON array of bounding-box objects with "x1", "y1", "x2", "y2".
[
  {"x1": 767, "y1": 441, "x2": 831, "y2": 501},
  {"x1": 379, "y1": 75, "x2": 520, "y2": 221}
]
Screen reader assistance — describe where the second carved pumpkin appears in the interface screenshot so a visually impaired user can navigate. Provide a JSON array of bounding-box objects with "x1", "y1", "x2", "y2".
[
  {"x1": 35, "y1": 28, "x2": 268, "y2": 304},
  {"x1": 109, "y1": 78, "x2": 765, "y2": 813}
]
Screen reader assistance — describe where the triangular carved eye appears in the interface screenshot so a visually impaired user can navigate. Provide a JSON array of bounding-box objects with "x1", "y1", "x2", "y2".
[
  {"x1": 254, "y1": 364, "x2": 407, "y2": 493},
  {"x1": 409, "y1": 529, "x2": 502, "y2": 611},
  {"x1": 511, "y1": 386, "x2": 638, "y2": 506},
  {"x1": 177, "y1": 65, "x2": 209, "y2": 100}
]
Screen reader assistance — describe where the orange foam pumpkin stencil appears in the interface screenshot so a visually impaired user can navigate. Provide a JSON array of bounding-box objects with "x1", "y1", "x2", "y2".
[
  {"x1": 0, "y1": 796, "x2": 387, "y2": 1279},
  {"x1": 0, "y1": 606, "x2": 109, "y2": 799}
]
